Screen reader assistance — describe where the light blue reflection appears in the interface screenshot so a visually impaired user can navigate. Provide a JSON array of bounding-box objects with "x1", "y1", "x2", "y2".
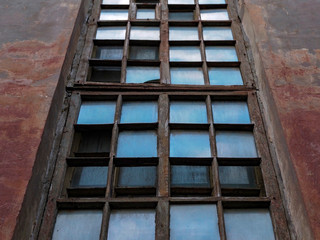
[
  {"x1": 136, "y1": 9, "x2": 155, "y2": 19},
  {"x1": 219, "y1": 166, "x2": 256, "y2": 188},
  {"x1": 200, "y1": 9, "x2": 229, "y2": 20},
  {"x1": 71, "y1": 167, "x2": 108, "y2": 188},
  {"x1": 52, "y1": 210, "x2": 102, "y2": 240},
  {"x1": 206, "y1": 46, "x2": 238, "y2": 62},
  {"x1": 216, "y1": 131, "x2": 258, "y2": 157},
  {"x1": 170, "y1": 101, "x2": 207, "y2": 123},
  {"x1": 170, "y1": 46, "x2": 202, "y2": 62},
  {"x1": 118, "y1": 167, "x2": 157, "y2": 187},
  {"x1": 117, "y1": 131, "x2": 157, "y2": 157},
  {"x1": 170, "y1": 67, "x2": 204, "y2": 85},
  {"x1": 170, "y1": 205, "x2": 220, "y2": 240},
  {"x1": 121, "y1": 101, "x2": 158, "y2": 123},
  {"x1": 212, "y1": 101, "x2": 250, "y2": 124},
  {"x1": 77, "y1": 101, "x2": 116, "y2": 124},
  {"x1": 99, "y1": 10, "x2": 128, "y2": 20},
  {"x1": 96, "y1": 27, "x2": 126, "y2": 40},
  {"x1": 170, "y1": 131, "x2": 211, "y2": 157},
  {"x1": 126, "y1": 67, "x2": 160, "y2": 83},
  {"x1": 130, "y1": 26, "x2": 160, "y2": 40},
  {"x1": 199, "y1": 0, "x2": 226, "y2": 3},
  {"x1": 208, "y1": 67, "x2": 243, "y2": 85},
  {"x1": 224, "y1": 209, "x2": 275, "y2": 240},
  {"x1": 203, "y1": 27, "x2": 233, "y2": 40},
  {"x1": 102, "y1": 0, "x2": 129, "y2": 4},
  {"x1": 169, "y1": 27, "x2": 199, "y2": 41},
  {"x1": 168, "y1": 0, "x2": 194, "y2": 4},
  {"x1": 108, "y1": 209, "x2": 155, "y2": 240},
  {"x1": 171, "y1": 166, "x2": 210, "y2": 187}
]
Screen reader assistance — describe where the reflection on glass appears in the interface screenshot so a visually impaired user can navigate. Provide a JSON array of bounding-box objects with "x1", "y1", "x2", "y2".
[
  {"x1": 77, "y1": 101, "x2": 116, "y2": 124},
  {"x1": 170, "y1": 205, "x2": 220, "y2": 240},
  {"x1": 171, "y1": 166, "x2": 210, "y2": 187},
  {"x1": 126, "y1": 67, "x2": 160, "y2": 83},
  {"x1": 136, "y1": 9, "x2": 155, "y2": 19},
  {"x1": 52, "y1": 210, "x2": 102, "y2": 240},
  {"x1": 118, "y1": 167, "x2": 157, "y2": 187},
  {"x1": 117, "y1": 131, "x2": 157, "y2": 157},
  {"x1": 216, "y1": 131, "x2": 258, "y2": 157},
  {"x1": 170, "y1": 67, "x2": 204, "y2": 85},
  {"x1": 121, "y1": 101, "x2": 158, "y2": 123},
  {"x1": 224, "y1": 209, "x2": 275, "y2": 240},
  {"x1": 219, "y1": 166, "x2": 257, "y2": 188},
  {"x1": 170, "y1": 101, "x2": 207, "y2": 123},
  {"x1": 169, "y1": 11, "x2": 195, "y2": 21},
  {"x1": 212, "y1": 101, "x2": 250, "y2": 124},
  {"x1": 93, "y1": 46, "x2": 123, "y2": 60},
  {"x1": 208, "y1": 67, "x2": 243, "y2": 85},
  {"x1": 99, "y1": 10, "x2": 128, "y2": 20},
  {"x1": 206, "y1": 46, "x2": 238, "y2": 61},
  {"x1": 102, "y1": 0, "x2": 129, "y2": 4},
  {"x1": 200, "y1": 9, "x2": 229, "y2": 20},
  {"x1": 169, "y1": 27, "x2": 199, "y2": 41},
  {"x1": 170, "y1": 130, "x2": 211, "y2": 157},
  {"x1": 199, "y1": 0, "x2": 226, "y2": 3},
  {"x1": 130, "y1": 27, "x2": 160, "y2": 40},
  {"x1": 203, "y1": 27, "x2": 233, "y2": 40},
  {"x1": 170, "y1": 46, "x2": 202, "y2": 62},
  {"x1": 129, "y1": 46, "x2": 159, "y2": 60},
  {"x1": 77, "y1": 131, "x2": 111, "y2": 154},
  {"x1": 168, "y1": 0, "x2": 194, "y2": 4},
  {"x1": 108, "y1": 209, "x2": 155, "y2": 240},
  {"x1": 71, "y1": 167, "x2": 108, "y2": 187},
  {"x1": 96, "y1": 27, "x2": 126, "y2": 40}
]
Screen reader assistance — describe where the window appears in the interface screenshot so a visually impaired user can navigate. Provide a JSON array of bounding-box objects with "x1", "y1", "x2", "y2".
[
  {"x1": 99, "y1": 9, "x2": 128, "y2": 20},
  {"x1": 169, "y1": 27, "x2": 199, "y2": 41},
  {"x1": 130, "y1": 26, "x2": 160, "y2": 40},
  {"x1": 208, "y1": 67, "x2": 243, "y2": 85},
  {"x1": 136, "y1": 8, "x2": 155, "y2": 19},
  {"x1": 77, "y1": 101, "x2": 116, "y2": 124},
  {"x1": 126, "y1": 66, "x2": 160, "y2": 83},
  {"x1": 203, "y1": 27, "x2": 233, "y2": 41},
  {"x1": 170, "y1": 67, "x2": 204, "y2": 85},
  {"x1": 206, "y1": 46, "x2": 238, "y2": 62},
  {"x1": 170, "y1": 46, "x2": 202, "y2": 62},
  {"x1": 120, "y1": 101, "x2": 158, "y2": 123},
  {"x1": 96, "y1": 27, "x2": 127, "y2": 40},
  {"x1": 170, "y1": 101, "x2": 207, "y2": 123},
  {"x1": 200, "y1": 9, "x2": 229, "y2": 20}
]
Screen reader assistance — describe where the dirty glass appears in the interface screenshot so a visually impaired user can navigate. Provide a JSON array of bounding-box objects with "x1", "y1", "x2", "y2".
[
  {"x1": 129, "y1": 46, "x2": 159, "y2": 60},
  {"x1": 93, "y1": 46, "x2": 123, "y2": 60},
  {"x1": 200, "y1": 9, "x2": 229, "y2": 20},
  {"x1": 203, "y1": 27, "x2": 233, "y2": 40},
  {"x1": 71, "y1": 167, "x2": 108, "y2": 188},
  {"x1": 170, "y1": 130, "x2": 211, "y2": 157},
  {"x1": 170, "y1": 101, "x2": 207, "y2": 123},
  {"x1": 171, "y1": 166, "x2": 210, "y2": 187},
  {"x1": 117, "y1": 131, "x2": 157, "y2": 157},
  {"x1": 121, "y1": 101, "x2": 158, "y2": 123},
  {"x1": 206, "y1": 46, "x2": 238, "y2": 61},
  {"x1": 78, "y1": 131, "x2": 111, "y2": 153},
  {"x1": 169, "y1": 11, "x2": 195, "y2": 21},
  {"x1": 170, "y1": 46, "x2": 202, "y2": 62},
  {"x1": 77, "y1": 101, "x2": 116, "y2": 124},
  {"x1": 99, "y1": 10, "x2": 128, "y2": 20},
  {"x1": 208, "y1": 67, "x2": 243, "y2": 85},
  {"x1": 199, "y1": 0, "x2": 226, "y2": 3},
  {"x1": 170, "y1": 67, "x2": 204, "y2": 85},
  {"x1": 169, "y1": 27, "x2": 199, "y2": 41},
  {"x1": 126, "y1": 67, "x2": 160, "y2": 83},
  {"x1": 168, "y1": 0, "x2": 194, "y2": 4},
  {"x1": 136, "y1": 9, "x2": 155, "y2": 19},
  {"x1": 96, "y1": 27, "x2": 126, "y2": 40},
  {"x1": 224, "y1": 209, "x2": 275, "y2": 240},
  {"x1": 90, "y1": 66, "x2": 121, "y2": 83},
  {"x1": 108, "y1": 209, "x2": 155, "y2": 240},
  {"x1": 102, "y1": 0, "x2": 129, "y2": 4},
  {"x1": 52, "y1": 210, "x2": 102, "y2": 240},
  {"x1": 170, "y1": 205, "x2": 220, "y2": 240},
  {"x1": 212, "y1": 101, "x2": 250, "y2": 124},
  {"x1": 130, "y1": 26, "x2": 160, "y2": 40},
  {"x1": 216, "y1": 131, "x2": 258, "y2": 157},
  {"x1": 118, "y1": 166, "x2": 157, "y2": 187},
  {"x1": 219, "y1": 166, "x2": 257, "y2": 188}
]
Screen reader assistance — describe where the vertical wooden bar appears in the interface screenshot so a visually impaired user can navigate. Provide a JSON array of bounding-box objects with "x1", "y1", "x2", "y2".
[
  {"x1": 100, "y1": 203, "x2": 111, "y2": 240},
  {"x1": 160, "y1": 0, "x2": 170, "y2": 84},
  {"x1": 156, "y1": 200, "x2": 170, "y2": 240},
  {"x1": 121, "y1": 22, "x2": 130, "y2": 83},
  {"x1": 217, "y1": 201, "x2": 227, "y2": 240}
]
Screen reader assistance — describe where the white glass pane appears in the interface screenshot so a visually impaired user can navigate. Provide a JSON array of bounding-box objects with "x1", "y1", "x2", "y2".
[
  {"x1": 200, "y1": 9, "x2": 229, "y2": 20},
  {"x1": 102, "y1": 0, "x2": 129, "y2": 4},
  {"x1": 130, "y1": 26, "x2": 160, "y2": 40},
  {"x1": 170, "y1": 67, "x2": 204, "y2": 85},
  {"x1": 170, "y1": 46, "x2": 201, "y2": 62},
  {"x1": 117, "y1": 131, "x2": 157, "y2": 157},
  {"x1": 206, "y1": 46, "x2": 238, "y2": 61},
  {"x1": 108, "y1": 209, "x2": 155, "y2": 240},
  {"x1": 77, "y1": 101, "x2": 116, "y2": 124},
  {"x1": 203, "y1": 27, "x2": 233, "y2": 40},
  {"x1": 169, "y1": 27, "x2": 199, "y2": 41},
  {"x1": 212, "y1": 101, "x2": 250, "y2": 124},
  {"x1": 71, "y1": 167, "x2": 108, "y2": 187},
  {"x1": 170, "y1": 130, "x2": 211, "y2": 157},
  {"x1": 137, "y1": 9, "x2": 155, "y2": 19},
  {"x1": 170, "y1": 205, "x2": 220, "y2": 240},
  {"x1": 199, "y1": 0, "x2": 226, "y2": 3},
  {"x1": 121, "y1": 101, "x2": 158, "y2": 123},
  {"x1": 118, "y1": 167, "x2": 157, "y2": 187},
  {"x1": 52, "y1": 210, "x2": 102, "y2": 240},
  {"x1": 168, "y1": 0, "x2": 194, "y2": 4},
  {"x1": 216, "y1": 131, "x2": 258, "y2": 157},
  {"x1": 100, "y1": 10, "x2": 128, "y2": 20},
  {"x1": 171, "y1": 166, "x2": 210, "y2": 187},
  {"x1": 169, "y1": 11, "x2": 195, "y2": 21},
  {"x1": 170, "y1": 101, "x2": 207, "y2": 123},
  {"x1": 94, "y1": 46, "x2": 123, "y2": 60},
  {"x1": 219, "y1": 166, "x2": 257, "y2": 188},
  {"x1": 126, "y1": 67, "x2": 160, "y2": 83},
  {"x1": 224, "y1": 209, "x2": 275, "y2": 240},
  {"x1": 209, "y1": 67, "x2": 243, "y2": 85},
  {"x1": 96, "y1": 27, "x2": 126, "y2": 40}
]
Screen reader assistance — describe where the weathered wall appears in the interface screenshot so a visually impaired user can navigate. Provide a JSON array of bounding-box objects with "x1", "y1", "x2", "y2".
[{"x1": 237, "y1": 0, "x2": 320, "y2": 239}]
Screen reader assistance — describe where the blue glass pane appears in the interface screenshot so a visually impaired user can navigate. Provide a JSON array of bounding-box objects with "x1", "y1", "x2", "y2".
[
  {"x1": 96, "y1": 27, "x2": 126, "y2": 40},
  {"x1": 121, "y1": 101, "x2": 158, "y2": 123},
  {"x1": 171, "y1": 166, "x2": 210, "y2": 187},
  {"x1": 212, "y1": 101, "x2": 250, "y2": 124},
  {"x1": 136, "y1": 9, "x2": 155, "y2": 19},
  {"x1": 208, "y1": 67, "x2": 243, "y2": 85},
  {"x1": 130, "y1": 27, "x2": 160, "y2": 40},
  {"x1": 170, "y1": 131, "x2": 211, "y2": 157},
  {"x1": 77, "y1": 101, "x2": 116, "y2": 124},
  {"x1": 206, "y1": 46, "x2": 238, "y2": 62},
  {"x1": 169, "y1": 0, "x2": 194, "y2": 4},
  {"x1": 170, "y1": 67, "x2": 204, "y2": 85},
  {"x1": 203, "y1": 27, "x2": 233, "y2": 40},
  {"x1": 170, "y1": 101, "x2": 207, "y2": 123},
  {"x1": 118, "y1": 167, "x2": 157, "y2": 187},
  {"x1": 200, "y1": 9, "x2": 229, "y2": 20},
  {"x1": 219, "y1": 166, "x2": 257, "y2": 188},
  {"x1": 170, "y1": 46, "x2": 202, "y2": 62},
  {"x1": 170, "y1": 205, "x2": 220, "y2": 240},
  {"x1": 100, "y1": 10, "x2": 128, "y2": 20},
  {"x1": 71, "y1": 167, "x2": 108, "y2": 187},
  {"x1": 169, "y1": 12, "x2": 195, "y2": 21},
  {"x1": 126, "y1": 67, "x2": 160, "y2": 83},
  {"x1": 169, "y1": 27, "x2": 199, "y2": 41},
  {"x1": 117, "y1": 131, "x2": 157, "y2": 157},
  {"x1": 224, "y1": 209, "x2": 275, "y2": 240},
  {"x1": 216, "y1": 131, "x2": 258, "y2": 157}
]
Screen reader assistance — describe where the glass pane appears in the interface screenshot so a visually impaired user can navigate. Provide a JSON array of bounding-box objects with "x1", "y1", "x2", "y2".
[
  {"x1": 118, "y1": 166, "x2": 157, "y2": 187},
  {"x1": 52, "y1": 210, "x2": 102, "y2": 240},
  {"x1": 96, "y1": 27, "x2": 126, "y2": 40},
  {"x1": 129, "y1": 46, "x2": 159, "y2": 60},
  {"x1": 100, "y1": 10, "x2": 128, "y2": 20},
  {"x1": 90, "y1": 66, "x2": 121, "y2": 83},
  {"x1": 219, "y1": 166, "x2": 257, "y2": 188},
  {"x1": 169, "y1": 11, "x2": 195, "y2": 21},
  {"x1": 77, "y1": 101, "x2": 116, "y2": 124},
  {"x1": 117, "y1": 131, "x2": 157, "y2": 157},
  {"x1": 224, "y1": 209, "x2": 275, "y2": 240},
  {"x1": 170, "y1": 101, "x2": 207, "y2": 123},
  {"x1": 203, "y1": 27, "x2": 233, "y2": 40},
  {"x1": 121, "y1": 101, "x2": 158, "y2": 123},
  {"x1": 171, "y1": 166, "x2": 210, "y2": 187},
  {"x1": 71, "y1": 167, "x2": 108, "y2": 187},
  {"x1": 170, "y1": 46, "x2": 201, "y2": 62},
  {"x1": 168, "y1": 0, "x2": 194, "y2": 4},
  {"x1": 93, "y1": 46, "x2": 123, "y2": 60},
  {"x1": 206, "y1": 46, "x2": 238, "y2": 61},
  {"x1": 136, "y1": 9, "x2": 155, "y2": 19},
  {"x1": 130, "y1": 26, "x2": 160, "y2": 40},
  {"x1": 170, "y1": 130, "x2": 211, "y2": 157},
  {"x1": 199, "y1": 0, "x2": 226, "y2": 3},
  {"x1": 208, "y1": 67, "x2": 243, "y2": 85},
  {"x1": 170, "y1": 67, "x2": 204, "y2": 85},
  {"x1": 78, "y1": 131, "x2": 111, "y2": 153},
  {"x1": 126, "y1": 67, "x2": 160, "y2": 83},
  {"x1": 169, "y1": 27, "x2": 199, "y2": 41},
  {"x1": 170, "y1": 205, "x2": 220, "y2": 240},
  {"x1": 108, "y1": 209, "x2": 155, "y2": 240},
  {"x1": 102, "y1": 0, "x2": 129, "y2": 4},
  {"x1": 216, "y1": 131, "x2": 258, "y2": 157},
  {"x1": 200, "y1": 9, "x2": 229, "y2": 20},
  {"x1": 212, "y1": 101, "x2": 250, "y2": 124}
]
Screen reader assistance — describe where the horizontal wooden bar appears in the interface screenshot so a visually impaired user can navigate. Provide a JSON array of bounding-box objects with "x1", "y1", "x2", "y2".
[
  {"x1": 168, "y1": 4, "x2": 196, "y2": 10},
  {"x1": 115, "y1": 187, "x2": 156, "y2": 196},
  {"x1": 114, "y1": 157, "x2": 159, "y2": 166},
  {"x1": 221, "y1": 187, "x2": 261, "y2": 197},
  {"x1": 214, "y1": 123, "x2": 254, "y2": 131},
  {"x1": 168, "y1": 21, "x2": 199, "y2": 26},
  {"x1": 67, "y1": 157, "x2": 109, "y2": 166},
  {"x1": 204, "y1": 40, "x2": 236, "y2": 46},
  {"x1": 89, "y1": 59, "x2": 122, "y2": 66},
  {"x1": 118, "y1": 122, "x2": 158, "y2": 130},
  {"x1": 201, "y1": 20, "x2": 232, "y2": 26},
  {"x1": 67, "y1": 187, "x2": 106, "y2": 198},
  {"x1": 199, "y1": 4, "x2": 228, "y2": 9},
  {"x1": 169, "y1": 123, "x2": 210, "y2": 130},
  {"x1": 93, "y1": 39, "x2": 125, "y2": 46},
  {"x1": 129, "y1": 39, "x2": 160, "y2": 45},
  {"x1": 170, "y1": 157, "x2": 213, "y2": 165},
  {"x1": 169, "y1": 40, "x2": 201, "y2": 46},
  {"x1": 169, "y1": 95, "x2": 207, "y2": 101},
  {"x1": 206, "y1": 61, "x2": 241, "y2": 67},
  {"x1": 130, "y1": 20, "x2": 160, "y2": 26},
  {"x1": 97, "y1": 20, "x2": 128, "y2": 26},
  {"x1": 73, "y1": 152, "x2": 110, "y2": 158},
  {"x1": 101, "y1": 4, "x2": 129, "y2": 9},
  {"x1": 210, "y1": 94, "x2": 248, "y2": 100},
  {"x1": 171, "y1": 187, "x2": 212, "y2": 196},
  {"x1": 74, "y1": 124, "x2": 114, "y2": 131},
  {"x1": 222, "y1": 198, "x2": 270, "y2": 208},
  {"x1": 126, "y1": 60, "x2": 161, "y2": 66},
  {"x1": 109, "y1": 200, "x2": 158, "y2": 209},
  {"x1": 57, "y1": 199, "x2": 105, "y2": 209},
  {"x1": 169, "y1": 61, "x2": 203, "y2": 67},
  {"x1": 134, "y1": 3, "x2": 157, "y2": 8},
  {"x1": 217, "y1": 157, "x2": 261, "y2": 166}
]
